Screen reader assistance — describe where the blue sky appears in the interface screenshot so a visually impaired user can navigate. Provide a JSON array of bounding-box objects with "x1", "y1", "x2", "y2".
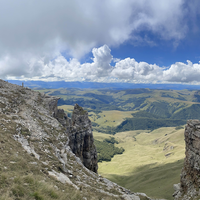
[
  {"x1": 110, "y1": 36, "x2": 200, "y2": 67},
  {"x1": 1, "y1": 0, "x2": 200, "y2": 84}
]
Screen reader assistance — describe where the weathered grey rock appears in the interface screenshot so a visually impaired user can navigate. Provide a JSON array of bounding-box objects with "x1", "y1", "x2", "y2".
[
  {"x1": 174, "y1": 120, "x2": 200, "y2": 199},
  {"x1": 68, "y1": 104, "x2": 98, "y2": 173},
  {"x1": 54, "y1": 104, "x2": 98, "y2": 173},
  {"x1": 55, "y1": 108, "x2": 71, "y2": 130},
  {"x1": 13, "y1": 134, "x2": 40, "y2": 160},
  {"x1": 48, "y1": 170, "x2": 79, "y2": 189},
  {"x1": 122, "y1": 194, "x2": 140, "y2": 200},
  {"x1": 47, "y1": 95, "x2": 59, "y2": 117}
]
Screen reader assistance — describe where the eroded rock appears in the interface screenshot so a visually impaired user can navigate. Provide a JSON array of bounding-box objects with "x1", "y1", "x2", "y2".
[
  {"x1": 68, "y1": 104, "x2": 98, "y2": 173},
  {"x1": 174, "y1": 119, "x2": 200, "y2": 199},
  {"x1": 55, "y1": 104, "x2": 98, "y2": 173}
]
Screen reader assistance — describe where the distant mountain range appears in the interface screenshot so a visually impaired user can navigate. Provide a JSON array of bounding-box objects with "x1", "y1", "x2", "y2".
[{"x1": 6, "y1": 80, "x2": 200, "y2": 90}]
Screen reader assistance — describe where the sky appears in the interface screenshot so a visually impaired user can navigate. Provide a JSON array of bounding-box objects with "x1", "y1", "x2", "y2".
[{"x1": 1, "y1": 0, "x2": 200, "y2": 84}]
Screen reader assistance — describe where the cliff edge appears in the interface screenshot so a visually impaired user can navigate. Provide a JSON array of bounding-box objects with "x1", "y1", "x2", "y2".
[
  {"x1": 174, "y1": 119, "x2": 200, "y2": 199},
  {"x1": 69, "y1": 104, "x2": 98, "y2": 173},
  {"x1": 55, "y1": 104, "x2": 98, "y2": 173}
]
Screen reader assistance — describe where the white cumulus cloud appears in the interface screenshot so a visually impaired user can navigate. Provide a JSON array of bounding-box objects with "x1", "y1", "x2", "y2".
[
  {"x1": 163, "y1": 60, "x2": 200, "y2": 83},
  {"x1": 111, "y1": 58, "x2": 162, "y2": 82},
  {"x1": 5, "y1": 45, "x2": 200, "y2": 85}
]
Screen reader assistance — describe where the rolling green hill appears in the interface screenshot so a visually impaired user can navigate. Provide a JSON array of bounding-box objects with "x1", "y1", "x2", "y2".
[
  {"x1": 36, "y1": 88, "x2": 200, "y2": 133},
  {"x1": 95, "y1": 127, "x2": 185, "y2": 200},
  {"x1": 37, "y1": 88, "x2": 200, "y2": 117},
  {"x1": 115, "y1": 117, "x2": 185, "y2": 132}
]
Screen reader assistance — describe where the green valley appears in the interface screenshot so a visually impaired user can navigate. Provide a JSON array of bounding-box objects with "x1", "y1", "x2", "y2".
[
  {"x1": 95, "y1": 127, "x2": 185, "y2": 200},
  {"x1": 36, "y1": 88, "x2": 198, "y2": 199}
]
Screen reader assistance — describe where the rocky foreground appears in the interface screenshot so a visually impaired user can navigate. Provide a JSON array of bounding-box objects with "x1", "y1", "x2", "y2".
[
  {"x1": 0, "y1": 79, "x2": 155, "y2": 200},
  {"x1": 174, "y1": 119, "x2": 200, "y2": 199}
]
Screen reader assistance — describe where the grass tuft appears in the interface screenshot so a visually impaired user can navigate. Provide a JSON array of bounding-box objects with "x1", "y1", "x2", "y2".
[
  {"x1": 32, "y1": 192, "x2": 44, "y2": 200},
  {"x1": 12, "y1": 185, "x2": 25, "y2": 198}
]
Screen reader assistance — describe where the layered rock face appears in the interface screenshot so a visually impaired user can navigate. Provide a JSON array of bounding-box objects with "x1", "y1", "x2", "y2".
[
  {"x1": 174, "y1": 120, "x2": 200, "y2": 199},
  {"x1": 69, "y1": 104, "x2": 98, "y2": 173},
  {"x1": 55, "y1": 104, "x2": 98, "y2": 173}
]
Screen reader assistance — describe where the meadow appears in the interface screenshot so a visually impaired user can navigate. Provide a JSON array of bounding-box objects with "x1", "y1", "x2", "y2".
[
  {"x1": 95, "y1": 127, "x2": 185, "y2": 200},
  {"x1": 43, "y1": 88, "x2": 196, "y2": 199}
]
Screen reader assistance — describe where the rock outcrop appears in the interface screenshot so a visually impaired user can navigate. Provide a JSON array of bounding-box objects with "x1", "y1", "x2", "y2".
[
  {"x1": 55, "y1": 104, "x2": 98, "y2": 173},
  {"x1": 174, "y1": 120, "x2": 200, "y2": 199},
  {"x1": 69, "y1": 104, "x2": 98, "y2": 173}
]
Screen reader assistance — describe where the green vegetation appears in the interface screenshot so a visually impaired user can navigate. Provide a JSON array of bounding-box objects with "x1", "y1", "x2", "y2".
[
  {"x1": 92, "y1": 111, "x2": 185, "y2": 133},
  {"x1": 171, "y1": 104, "x2": 200, "y2": 119},
  {"x1": 88, "y1": 110, "x2": 134, "y2": 129},
  {"x1": 103, "y1": 136, "x2": 119, "y2": 144},
  {"x1": 94, "y1": 139, "x2": 124, "y2": 162},
  {"x1": 115, "y1": 116, "x2": 185, "y2": 132},
  {"x1": 94, "y1": 126, "x2": 116, "y2": 135},
  {"x1": 175, "y1": 125, "x2": 185, "y2": 130},
  {"x1": 57, "y1": 97, "x2": 120, "y2": 110},
  {"x1": 39, "y1": 88, "x2": 200, "y2": 133},
  {"x1": 107, "y1": 160, "x2": 184, "y2": 200},
  {"x1": 98, "y1": 127, "x2": 185, "y2": 200},
  {"x1": 91, "y1": 121, "x2": 99, "y2": 127},
  {"x1": 38, "y1": 88, "x2": 200, "y2": 112}
]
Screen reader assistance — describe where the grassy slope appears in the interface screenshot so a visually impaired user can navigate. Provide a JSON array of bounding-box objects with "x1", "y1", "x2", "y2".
[
  {"x1": 93, "y1": 131, "x2": 112, "y2": 141},
  {"x1": 89, "y1": 110, "x2": 135, "y2": 127},
  {"x1": 0, "y1": 101, "x2": 120, "y2": 200},
  {"x1": 0, "y1": 114, "x2": 82, "y2": 200},
  {"x1": 95, "y1": 127, "x2": 185, "y2": 200},
  {"x1": 106, "y1": 160, "x2": 184, "y2": 200},
  {"x1": 58, "y1": 105, "x2": 74, "y2": 112}
]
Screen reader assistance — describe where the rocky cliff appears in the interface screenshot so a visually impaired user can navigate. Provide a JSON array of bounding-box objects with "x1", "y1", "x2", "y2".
[
  {"x1": 0, "y1": 79, "x2": 153, "y2": 200},
  {"x1": 69, "y1": 104, "x2": 98, "y2": 173},
  {"x1": 55, "y1": 104, "x2": 98, "y2": 173},
  {"x1": 174, "y1": 119, "x2": 200, "y2": 199}
]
